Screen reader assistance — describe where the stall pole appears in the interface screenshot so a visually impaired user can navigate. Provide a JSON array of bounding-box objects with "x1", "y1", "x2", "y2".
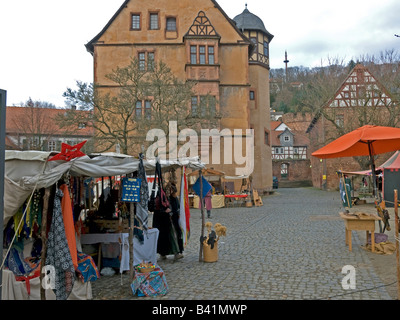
[
  {"x1": 40, "y1": 187, "x2": 51, "y2": 300},
  {"x1": 199, "y1": 170, "x2": 205, "y2": 262},
  {"x1": 129, "y1": 202, "x2": 135, "y2": 283},
  {"x1": 0, "y1": 89, "x2": 6, "y2": 300},
  {"x1": 394, "y1": 189, "x2": 400, "y2": 300}
]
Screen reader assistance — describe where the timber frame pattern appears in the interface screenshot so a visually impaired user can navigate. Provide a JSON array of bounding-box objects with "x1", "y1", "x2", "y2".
[{"x1": 185, "y1": 11, "x2": 220, "y2": 38}]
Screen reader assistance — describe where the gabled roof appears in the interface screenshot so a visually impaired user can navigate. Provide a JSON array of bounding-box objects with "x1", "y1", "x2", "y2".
[
  {"x1": 271, "y1": 121, "x2": 310, "y2": 147},
  {"x1": 85, "y1": 0, "x2": 252, "y2": 54},
  {"x1": 271, "y1": 121, "x2": 290, "y2": 131},
  {"x1": 277, "y1": 127, "x2": 294, "y2": 138},
  {"x1": 325, "y1": 64, "x2": 393, "y2": 108},
  {"x1": 306, "y1": 63, "x2": 395, "y2": 133}
]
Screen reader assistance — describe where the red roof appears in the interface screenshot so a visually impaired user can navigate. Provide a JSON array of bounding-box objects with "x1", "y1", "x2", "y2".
[
  {"x1": 270, "y1": 121, "x2": 283, "y2": 130},
  {"x1": 6, "y1": 106, "x2": 94, "y2": 136}
]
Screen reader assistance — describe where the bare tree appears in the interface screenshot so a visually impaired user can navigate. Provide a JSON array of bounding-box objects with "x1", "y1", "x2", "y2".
[
  {"x1": 13, "y1": 98, "x2": 59, "y2": 150},
  {"x1": 308, "y1": 52, "x2": 400, "y2": 169},
  {"x1": 58, "y1": 58, "x2": 220, "y2": 155}
]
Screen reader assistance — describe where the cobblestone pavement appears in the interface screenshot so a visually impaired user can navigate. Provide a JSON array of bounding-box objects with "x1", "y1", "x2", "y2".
[{"x1": 91, "y1": 187, "x2": 395, "y2": 300}]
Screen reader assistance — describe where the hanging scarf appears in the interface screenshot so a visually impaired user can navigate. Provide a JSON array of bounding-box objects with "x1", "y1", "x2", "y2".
[
  {"x1": 45, "y1": 188, "x2": 75, "y2": 300},
  {"x1": 136, "y1": 153, "x2": 149, "y2": 232},
  {"x1": 59, "y1": 184, "x2": 78, "y2": 269}
]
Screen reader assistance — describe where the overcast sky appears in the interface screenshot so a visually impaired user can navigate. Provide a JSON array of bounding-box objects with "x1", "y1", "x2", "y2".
[{"x1": 1, "y1": 0, "x2": 399, "y2": 107}]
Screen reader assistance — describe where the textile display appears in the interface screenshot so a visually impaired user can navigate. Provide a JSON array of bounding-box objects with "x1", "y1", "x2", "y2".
[
  {"x1": 80, "y1": 229, "x2": 159, "y2": 272},
  {"x1": 136, "y1": 153, "x2": 149, "y2": 232},
  {"x1": 131, "y1": 266, "x2": 168, "y2": 297},
  {"x1": 4, "y1": 151, "x2": 204, "y2": 225},
  {"x1": 45, "y1": 188, "x2": 75, "y2": 300},
  {"x1": 192, "y1": 175, "x2": 212, "y2": 198},
  {"x1": 152, "y1": 160, "x2": 178, "y2": 256},
  {"x1": 169, "y1": 195, "x2": 183, "y2": 254},
  {"x1": 339, "y1": 176, "x2": 352, "y2": 208},
  {"x1": 4, "y1": 247, "x2": 34, "y2": 277},
  {"x1": 60, "y1": 184, "x2": 78, "y2": 269},
  {"x1": 2, "y1": 269, "x2": 92, "y2": 300},
  {"x1": 179, "y1": 166, "x2": 190, "y2": 246},
  {"x1": 77, "y1": 252, "x2": 100, "y2": 283},
  {"x1": 192, "y1": 194, "x2": 225, "y2": 209}
]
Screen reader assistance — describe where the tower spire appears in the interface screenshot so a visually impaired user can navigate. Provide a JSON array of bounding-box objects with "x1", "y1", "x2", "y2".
[{"x1": 284, "y1": 50, "x2": 289, "y2": 82}]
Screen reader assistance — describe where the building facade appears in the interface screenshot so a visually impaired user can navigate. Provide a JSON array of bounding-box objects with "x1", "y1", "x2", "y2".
[
  {"x1": 5, "y1": 106, "x2": 94, "y2": 152},
  {"x1": 306, "y1": 64, "x2": 397, "y2": 190},
  {"x1": 270, "y1": 120, "x2": 312, "y2": 187},
  {"x1": 85, "y1": 0, "x2": 274, "y2": 192}
]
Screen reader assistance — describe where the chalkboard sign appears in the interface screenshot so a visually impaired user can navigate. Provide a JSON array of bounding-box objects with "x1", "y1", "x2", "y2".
[{"x1": 121, "y1": 178, "x2": 141, "y2": 202}]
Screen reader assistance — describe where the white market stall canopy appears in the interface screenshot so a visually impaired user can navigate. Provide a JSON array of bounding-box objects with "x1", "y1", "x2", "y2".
[{"x1": 3, "y1": 150, "x2": 205, "y2": 224}]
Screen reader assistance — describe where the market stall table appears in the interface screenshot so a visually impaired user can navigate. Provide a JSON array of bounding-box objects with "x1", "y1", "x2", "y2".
[
  {"x1": 224, "y1": 194, "x2": 248, "y2": 207},
  {"x1": 339, "y1": 212, "x2": 381, "y2": 252},
  {"x1": 130, "y1": 265, "x2": 168, "y2": 297},
  {"x1": 191, "y1": 194, "x2": 225, "y2": 208},
  {"x1": 80, "y1": 228, "x2": 159, "y2": 272}
]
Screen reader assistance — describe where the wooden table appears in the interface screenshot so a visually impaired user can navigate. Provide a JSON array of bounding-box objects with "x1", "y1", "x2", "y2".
[
  {"x1": 224, "y1": 194, "x2": 248, "y2": 207},
  {"x1": 339, "y1": 212, "x2": 382, "y2": 252}
]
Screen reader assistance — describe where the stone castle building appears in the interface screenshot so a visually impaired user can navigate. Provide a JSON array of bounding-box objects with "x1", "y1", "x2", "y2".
[{"x1": 85, "y1": 0, "x2": 274, "y2": 192}]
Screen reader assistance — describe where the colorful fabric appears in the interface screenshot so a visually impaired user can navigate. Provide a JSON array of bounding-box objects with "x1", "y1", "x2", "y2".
[
  {"x1": 60, "y1": 184, "x2": 78, "y2": 269},
  {"x1": 45, "y1": 188, "x2": 75, "y2": 300},
  {"x1": 179, "y1": 166, "x2": 190, "y2": 246},
  {"x1": 5, "y1": 247, "x2": 34, "y2": 276},
  {"x1": 136, "y1": 153, "x2": 149, "y2": 233},
  {"x1": 131, "y1": 266, "x2": 168, "y2": 297},
  {"x1": 77, "y1": 252, "x2": 100, "y2": 283},
  {"x1": 14, "y1": 263, "x2": 41, "y2": 295}
]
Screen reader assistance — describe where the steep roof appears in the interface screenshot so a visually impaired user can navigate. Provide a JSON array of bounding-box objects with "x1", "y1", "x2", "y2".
[
  {"x1": 233, "y1": 7, "x2": 273, "y2": 41},
  {"x1": 85, "y1": 0, "x2": 252, "y2": 54},
  {"x1": 306, "y1": 63, "x2": 395, "y2": 133}
]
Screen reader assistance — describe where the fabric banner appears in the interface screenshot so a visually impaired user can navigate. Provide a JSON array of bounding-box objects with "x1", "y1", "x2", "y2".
[
  {"x1": 136, "y1": 153, "x2": 149, "y2": 231},
  {"x1": 179, "y1": 167, "x2": 190, "y2": 247},
  {"x1": 192, "y1": 175, "x2": 212, "y2": 198},
  {"x1": 339, "y1": 176, "x2": 352, "y2": 208}
]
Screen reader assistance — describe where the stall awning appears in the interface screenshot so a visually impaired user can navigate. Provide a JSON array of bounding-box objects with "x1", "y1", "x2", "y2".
[{"x1": 4, "y1": 151, "x2": 205, "y2": 224}]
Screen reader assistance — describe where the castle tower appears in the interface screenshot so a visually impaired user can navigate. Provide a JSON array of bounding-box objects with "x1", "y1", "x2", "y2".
[{"x1": 233, "y1": 6, "x2": 274, "y2": 192}]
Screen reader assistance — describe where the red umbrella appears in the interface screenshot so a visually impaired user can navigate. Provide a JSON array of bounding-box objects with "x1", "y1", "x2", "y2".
[
  {"x1": 312, "y1": 125, "x2": 400, "y2": 197},
  {"x1": 312, "y1": 125, "x2": 400, "y2": 159}
]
